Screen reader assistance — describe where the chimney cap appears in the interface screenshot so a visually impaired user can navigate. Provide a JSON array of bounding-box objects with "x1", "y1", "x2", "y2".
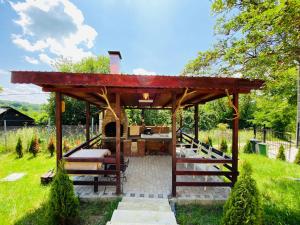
[{"x1": 108, "y1": 51, "x2": 122, "y2": 59}]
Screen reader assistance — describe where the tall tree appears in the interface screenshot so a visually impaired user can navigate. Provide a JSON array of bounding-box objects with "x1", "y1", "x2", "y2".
[
  {"x1": 184, "y1": 0, "x2": 300, "y2": 78},
  {"x1": 46, "y1": 56, "x2": 110, "y2": 125},
  {"x1": 183, "y1": 0, "x2": 299, "y2": 132}
]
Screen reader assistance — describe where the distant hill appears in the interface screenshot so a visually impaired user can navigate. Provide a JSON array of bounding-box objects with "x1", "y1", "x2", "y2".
[{"x1": 0, "y1": 99, "x2": 42, "y2": 112}]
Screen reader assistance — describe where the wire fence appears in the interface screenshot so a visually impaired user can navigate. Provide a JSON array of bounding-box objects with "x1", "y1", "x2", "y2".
[{"x1": 0, "y1": 120, "x2": 101, "y2": 153}]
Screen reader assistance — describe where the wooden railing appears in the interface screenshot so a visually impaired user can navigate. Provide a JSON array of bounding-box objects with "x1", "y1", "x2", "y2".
[{"x1": 175, "y1": 131, "x2": 237, "y2": 188}]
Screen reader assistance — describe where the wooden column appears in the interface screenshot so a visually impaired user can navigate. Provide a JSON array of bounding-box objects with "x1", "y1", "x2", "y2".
[
  {"x1": 194, "y1": 104, "x2": 199, "y2": 141},
  {"x1": 55, "y1": 92, "x2": 62, "y2": 168},
  {"x1": 115, "y1": 93, "x2": 121, "y2": 195},
  {"x1": 179, "y1": 110, "x2": 183, "y2": 143},
  {"x1": 232, "y1": 92, "x2": 239, "y2": 185},
  {"x1": 86, "y1": 102, "x2": 90, "y2": 141},
  {"x1": 172, "y1": 93, "x2": 177, "y2": 197}
]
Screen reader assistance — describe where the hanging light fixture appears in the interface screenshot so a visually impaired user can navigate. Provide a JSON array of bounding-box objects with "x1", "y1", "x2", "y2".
[{"x1": 139, "y1": 92, "x2": 153, "y2": 103}]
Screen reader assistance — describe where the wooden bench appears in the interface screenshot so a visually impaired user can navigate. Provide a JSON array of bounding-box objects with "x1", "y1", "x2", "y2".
[{"x1": 41, "y1": 169, "x2": 55, "y2": 185}]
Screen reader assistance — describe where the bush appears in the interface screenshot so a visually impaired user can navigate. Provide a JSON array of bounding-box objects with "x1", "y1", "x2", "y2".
[
  {"x1": 276, "y1": 145, "x2": 286, "y2": 161},
  {"x1": 28, "y1": 135, "x2": 39, "y2": 157},
  {"x1": 205, "y1": 136, "x2": 213, "y2": 146},
  {"x1": 48, "y1": 137, "x2": 55, "y2": 157},
  {"x1": 220, "y1": 139, "x2": 228, "y2": 153},
  {"x1": 63, "y1": 140, "x2": 71, "y2": 152},
  {"x1": 222, "y1": 162, "x2": 262, "y2": 225},
  {"x1": 243, "y1": 140, "x2": 252, "y2": 154},
  {"x1": 48, "y1": 164, "x2": 79, "y2": 225},
  {"x1": 15, "y1": 137, "x2": 23, "y2": 158},
  {"x1": 294, "y1": 149, "x2": 300, "y2": 165}
]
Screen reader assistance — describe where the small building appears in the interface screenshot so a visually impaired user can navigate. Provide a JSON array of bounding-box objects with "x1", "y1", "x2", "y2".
[{"x1": 0, "y1": 106, "x2": 35, "y2": 126}]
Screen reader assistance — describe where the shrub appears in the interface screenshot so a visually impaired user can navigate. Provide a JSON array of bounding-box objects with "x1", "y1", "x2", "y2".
[
  {"x1": 15, "y1": 137, "x2": 23, "y2": 158},
  {"x1": 222, "y1": 162, "x2": 262, "y2": 225},
  {"x1": 48, "y1": 164, "x2": 79, "y2": 225},
  {"x1": 48, "y1": 137, "x2": 55, "y2": 157},
  {"x1": 28, "y1": 135, "x2": 39, "y2": 157},
  {"x1": 276, "y1": 145, "x2": 286, "y2": 161},
  {"x1": 205, "y1": 136, "x2": 213, "y2": 146},
  {"x1": 220, "y1": 139, "x2": 228, "y2": 153},
  {"x1": 294, "y1": 149, "x2": 300, "y2": 165},
  {"x1": 63, "y1": 140, "x2": 71, "y2": 152},
  {"x1": 243, "y1": 140, "x2": 252, "y2": 154}
]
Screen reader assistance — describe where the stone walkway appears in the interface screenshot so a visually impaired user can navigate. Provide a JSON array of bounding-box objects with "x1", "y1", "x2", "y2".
[{"x1": 73, "y1": 156, "x2": 230, "y2": 202}]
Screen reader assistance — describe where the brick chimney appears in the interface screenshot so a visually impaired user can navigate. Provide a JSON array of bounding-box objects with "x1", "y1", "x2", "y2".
[{"x1": 108, "y1": 51, "x2": 122, "y2": 74}]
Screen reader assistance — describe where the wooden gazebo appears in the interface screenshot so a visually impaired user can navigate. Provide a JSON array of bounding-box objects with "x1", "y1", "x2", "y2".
[{"x1": 11, "y1": 52, "x2": 263, "y2": 197}]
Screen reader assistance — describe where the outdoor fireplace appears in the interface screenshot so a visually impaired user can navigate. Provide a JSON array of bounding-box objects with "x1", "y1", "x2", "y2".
[
  {"x1": 102, "y1": 104, "x2": 128, "y2": 139},
  {"x1": 104, "y1": 122, "x2": 124, "y2": 137}
]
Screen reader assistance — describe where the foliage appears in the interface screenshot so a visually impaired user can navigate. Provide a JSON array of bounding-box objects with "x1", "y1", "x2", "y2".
[
  {"x1": 183, "y1": 0, "x2": 299, "y2": 133},
  {"x1": 205, "y1": 136, "x2": 213, "y2": 146},
  {"x1": 276, "y1": 145, "x2": 286, "y2": 161},
  {"x1": 220, "y1": 139, "x2": 228, "y2": 153},
  {"x1": 46, "y1": 56, "x2": 110, "y2": 125},
  {"x1": 28, "y1": 135, "x2": 39, "y2": 157},
  {"x1": 15, "y1": 137, "x2": 23, "y2": 158},
  {"x1": 126, "y1": 109, "x2": 171, "y2": 126},
  {"x1": 243, "y1": 140, "x2": 252, "y2": 154},
  {"x1": 294, "y1": 149, "x2": 300, "y2": 165},
  {"x1": 63, "y1": 140, "x2": 71, "y2": 152},
  {"x1": 48, "y1": 137, "x2": 55, "y2": 157},
  {"x1": 176, "y1": 204, "x2": 223, "y2": 225},
  {"x1": 48, "y1": 164, "x2": 79, "y2": 225},
  {"x1": 222, "y1": 162, "x2": 262, "y2": 225}
]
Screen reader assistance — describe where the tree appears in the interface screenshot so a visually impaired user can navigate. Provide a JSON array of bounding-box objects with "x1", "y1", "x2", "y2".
[
  {"x1": 184, "y1": 0, "x2": 300, "y2": 79},
  {"x1": 46, "y1": 56, "x2": 110, "y2": 125},
  {"x1": 15, "y1": 137, "x2": 23, "y2": 158},
  {"x1": 183, "y1": 0, "x2": 299, "y2": 132},
  {"x1": 222, "y1": 162, "x2": 262, "y2": 225},
  {"x1": 28, "y1": 135, "x2": 39, "y2": 157},
  {"x1": 48, "y1": 137, "x2": 55, "y2": 157},
  {"x1": 276, "y1": 144, "x2": 286, "y2": 161},
  {"x1": 48, "y1": 164, "x2": 79, "y2": 225}
]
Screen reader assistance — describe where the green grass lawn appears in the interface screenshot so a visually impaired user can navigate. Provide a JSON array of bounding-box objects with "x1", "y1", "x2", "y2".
[
  {"x1": 176, "y1": 153, "x2": 300, "y2": 225},
  {"x1": 0, "y1": 152, "x2": 119, "y2": 225}
]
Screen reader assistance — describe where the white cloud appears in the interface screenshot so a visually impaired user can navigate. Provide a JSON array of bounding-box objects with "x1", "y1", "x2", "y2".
[
  {"x1": 132, "y1": 68, "x2": 157, "y2": 75},
  {"x1": 39, "y1": 53, "x2": 53, "y2": 65},
  {"x1": 10, "y1": 0, "x2": 97, "y2": 64},
  {"x1": 24, "y1": 56, "x2": 38, "y2": 64},
  {"x1": 0, "y1": 69, "x2": 48, "y2": 104}
]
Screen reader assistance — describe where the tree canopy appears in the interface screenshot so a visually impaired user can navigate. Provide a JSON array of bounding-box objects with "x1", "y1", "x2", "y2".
[
  {"x1": 183, "y1": 0, "x2": 299, "y2": 133},
  {"x1": 46, "y1": 56, "x2": 110, "y2": 125}
]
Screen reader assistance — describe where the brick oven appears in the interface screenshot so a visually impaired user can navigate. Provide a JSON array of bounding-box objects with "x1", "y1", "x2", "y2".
[{"x1": 102, "y1": 104, "x2": 128, "y2": 139}]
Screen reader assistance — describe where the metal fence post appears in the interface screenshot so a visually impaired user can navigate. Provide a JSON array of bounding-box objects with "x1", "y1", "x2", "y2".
[
  {"x1": 254, "y1": 126, "x2": 257, "y2": 139},
  {"x1": 91, "y1": 117, "x2": 94, "y2": 136},
  {"x1": 263, "y1": 125, "x2": 266, "y2": 143},
  {"x1": 4, "y1": 120, "x2": 7, "y2": 151}
]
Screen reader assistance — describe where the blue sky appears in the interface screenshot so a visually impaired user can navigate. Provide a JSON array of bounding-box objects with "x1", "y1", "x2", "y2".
[{"x1": 0, "y1": 0, "x2": 216, "y2": 104}]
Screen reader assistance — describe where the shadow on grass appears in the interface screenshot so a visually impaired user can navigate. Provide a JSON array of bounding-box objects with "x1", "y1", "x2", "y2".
[
  {"x1": 176, "y1": 204, "x2": 223, "y2": 225},
  {"x1": 14, "y1": 198, "x2": 121, "y2": 225},
  {"x1": 262, "y1": 178, "x2": 300, "y2": 225},
  {"x1": 14, "y1": 202, "x2": 52, "y2": 225}
]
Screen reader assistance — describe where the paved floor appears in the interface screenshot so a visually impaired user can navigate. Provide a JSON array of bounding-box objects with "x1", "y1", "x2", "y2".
[{"x1": 73, "y1": 155, "x2": 230, "y2": 202}]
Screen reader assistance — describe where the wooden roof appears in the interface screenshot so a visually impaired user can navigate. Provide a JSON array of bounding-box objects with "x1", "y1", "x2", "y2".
[{"x1": 11, "y1": 71, "x2": 264, "y2": 108}]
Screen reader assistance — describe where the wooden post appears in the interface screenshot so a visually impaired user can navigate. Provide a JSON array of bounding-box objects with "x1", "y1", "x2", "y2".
[
  {"x1": 179, "y1": 110, "x2": 183, "y2": 143},
  {"x1": 115, "y1": 93, "x2": 121, "y2": 195},
  {"x1": 232, "y1": 92, "x2": 239, "y2": 185},
  {"x1": 194, "y1": 104, "x2": 199, "y2": 141},
  {"x1": 172, "y1": 93, "x2": 177, "y2": 197},
  {"x1": 86, "y1": 102, "x2": 90, "y2": 141},
  {"x1": 55, "y1": 92, "x2": 62, "y2": 168}
]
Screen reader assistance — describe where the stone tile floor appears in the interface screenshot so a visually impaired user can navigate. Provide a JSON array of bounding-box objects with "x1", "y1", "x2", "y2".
[{"x1": 73, "y1": 156, "x2": 230, "y2": 202}]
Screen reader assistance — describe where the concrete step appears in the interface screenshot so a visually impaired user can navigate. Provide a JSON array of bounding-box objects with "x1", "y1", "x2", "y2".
[
  {"x1": 117, "y1": 201, "x2": 171, "y2": 212},
  {"x1": 122, "y1": 197, "x2": 170, "y2": 205},
  {"x1": 110, "y1": 209, "x2": 177, "y2": 225},
  {"x1": 106, "y1": 222, "x2": 171, "y2": 225}
]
